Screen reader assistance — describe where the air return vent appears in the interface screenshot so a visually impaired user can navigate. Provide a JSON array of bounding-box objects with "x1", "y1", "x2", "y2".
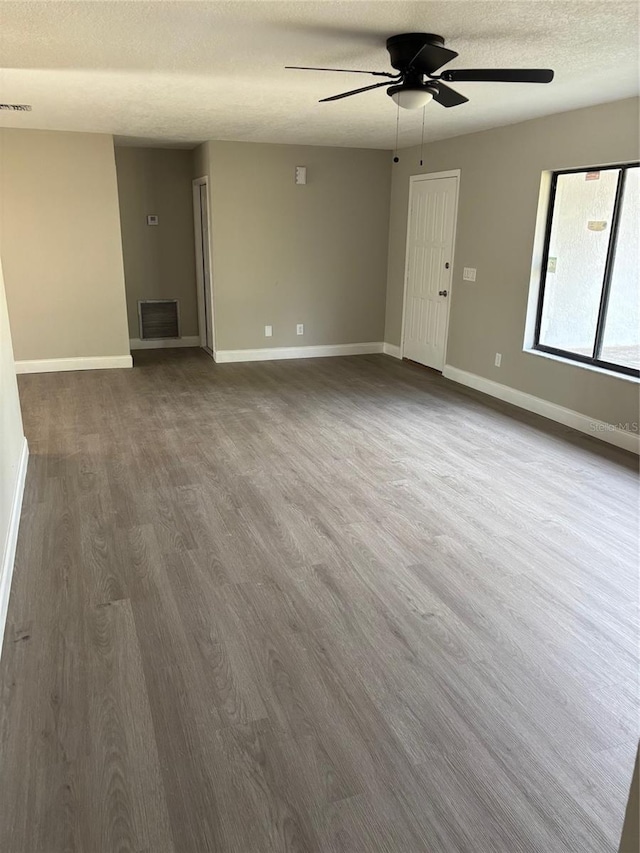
[
  {"x1": 138, "y1": 299, "x2": 180, "y2": 340},
  {"x1": 0, "y1": 104, "x2": 32, "y2": 111}
]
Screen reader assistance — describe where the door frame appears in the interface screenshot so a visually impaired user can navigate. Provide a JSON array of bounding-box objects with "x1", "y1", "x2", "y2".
[
  {"x1": 400, "y1": 169, "x2": 461, "y2": 366},
  {"x1": 192, "y1": 175, "x2": 215, "y2": 356}
]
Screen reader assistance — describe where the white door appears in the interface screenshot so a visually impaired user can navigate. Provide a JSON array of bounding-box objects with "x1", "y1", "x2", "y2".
[
  {"x1": 193, "y1": 178, "x2": 214, "y2": 353},
  {"x1": 402, "y1": 175, "x2": 457, "y2": 370}
]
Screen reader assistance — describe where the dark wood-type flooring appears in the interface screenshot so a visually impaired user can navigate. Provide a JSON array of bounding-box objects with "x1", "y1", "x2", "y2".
[{"x1": 1, "y1": 349, "x2": 638, "y2": 852}]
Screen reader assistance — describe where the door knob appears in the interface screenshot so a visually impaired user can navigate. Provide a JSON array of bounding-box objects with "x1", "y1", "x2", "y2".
[{"x1": 439, "y1": 290, "x2": 448, "y2": 297}]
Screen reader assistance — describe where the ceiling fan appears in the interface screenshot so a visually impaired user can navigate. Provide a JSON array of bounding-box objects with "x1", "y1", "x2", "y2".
[{"x1": 286, "y1": 32, "x2": 554, "y2": 109}]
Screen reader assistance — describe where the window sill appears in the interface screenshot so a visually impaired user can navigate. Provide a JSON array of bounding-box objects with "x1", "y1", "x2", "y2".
[{"x1": 523, "y1": 347, "x2": 640, "y2": 383}]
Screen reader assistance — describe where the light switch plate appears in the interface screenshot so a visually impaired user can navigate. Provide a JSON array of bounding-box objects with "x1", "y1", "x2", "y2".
[
  {"x1": 463, "y1": 267, "x2": 476, "y2": 281},
  {"x1": 264, "y1": 325, "x2": 273, "y2": 337}
]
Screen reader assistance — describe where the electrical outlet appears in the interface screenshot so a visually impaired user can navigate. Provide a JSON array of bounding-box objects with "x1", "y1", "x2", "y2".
[
  {"x1": 264, "y1": 325, "x2": 273, "y2": 337},
  {"x1": 296, "y1": 324, "x2": 304, "y2": 336},
  {"x1": 494, "y1": 352, "x2": 502, "y2": 367},
  {"x1": 463, "y1": 267, "x2": 477, "y2": 281}
]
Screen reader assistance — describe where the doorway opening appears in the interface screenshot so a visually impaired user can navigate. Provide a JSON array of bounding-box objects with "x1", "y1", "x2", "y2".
[{"x1": 193, "y1": 176, "x2": 215, "y2": 356}]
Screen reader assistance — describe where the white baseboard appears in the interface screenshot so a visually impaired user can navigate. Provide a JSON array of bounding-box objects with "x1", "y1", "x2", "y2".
[
  {"x1": 443, "y1": 365, "x2": 640, "y2": 454},
  {"x1": 15, "y1": 355, "x2": 133, "y2": 374},
  {"x1": 383, "y1": 343, "x2": 402, "y2": 359},
  {"x1": 130, "y1": 336, "x2": 200, "y2": 350},
  {"x1": 0, "y1": 437, "x2": 29, "y2": 658},
  {"x1": 215, "y1": 342, "x2": 384, "y2": 364}
]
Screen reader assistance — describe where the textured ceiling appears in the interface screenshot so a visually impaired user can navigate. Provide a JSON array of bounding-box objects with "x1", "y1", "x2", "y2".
[{"x1": 1, "y1": 1, "x2": 638, "y2": 150}]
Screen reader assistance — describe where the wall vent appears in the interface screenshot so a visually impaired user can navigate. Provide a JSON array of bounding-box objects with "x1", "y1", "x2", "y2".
[{"x1": 138, "y1": 299, "x2": 180, "y2": 340}]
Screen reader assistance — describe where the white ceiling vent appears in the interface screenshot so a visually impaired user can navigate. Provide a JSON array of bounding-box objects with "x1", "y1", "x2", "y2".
[
  {"x1": 138, "y1": 299, "x2": 180, "y2": 340},
  {"x1": 0, "y1": 104, "x2": 32, "y2": 111}
]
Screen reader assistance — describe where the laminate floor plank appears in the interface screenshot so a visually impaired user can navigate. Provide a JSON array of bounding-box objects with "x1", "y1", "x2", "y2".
[
  {"x1": 85, "y1": 598, "x2": 174, "y2": 853},
  {"x1": 0, "y1": 348, "x2": 637, "y2": 852}
]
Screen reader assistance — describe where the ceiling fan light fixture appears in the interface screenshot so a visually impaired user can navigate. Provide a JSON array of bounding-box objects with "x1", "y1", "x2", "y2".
[{"x1": 388, "y1": 85, "x2": 436, "y2": 110}]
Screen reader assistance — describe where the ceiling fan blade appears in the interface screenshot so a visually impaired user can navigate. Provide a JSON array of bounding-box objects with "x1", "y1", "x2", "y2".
[
  {"x1": 409, "y1": 43, "x2": 458, "y2": 75},
  {"x1": 432, "y1": 82, "x2": 469, "y2": 108},
  {"x1": 319, "y1": 81, "x2": 391, "y2": 102},
  {"x1": 441, "y1": 68, "x2": 554, "y2": 83},
  {"x1": 285, "y1": 65, "x2": 399, "y2": 79}
]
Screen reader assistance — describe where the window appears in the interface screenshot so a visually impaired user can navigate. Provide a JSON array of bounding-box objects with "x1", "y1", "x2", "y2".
[{"x1": 534, "y1": 163, "x2": 639, "y2": 378}]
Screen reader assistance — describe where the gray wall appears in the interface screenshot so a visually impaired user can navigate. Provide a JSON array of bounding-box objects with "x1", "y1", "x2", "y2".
[
  {"x1": 192, "y1": 143, "x2": 209, "y2": 183},
  {"x1": 115, "y1": 147, "x2": 199, "y2": 339},
  {"x1": 0, "y1": 129, "x2": 130, "y2": 361},
  {"x1": 201, "y1": 141, "x2": 392, "y2": 351},
  {"x1": 385, "y1": 97, "x2": 640, "y2": 430}
]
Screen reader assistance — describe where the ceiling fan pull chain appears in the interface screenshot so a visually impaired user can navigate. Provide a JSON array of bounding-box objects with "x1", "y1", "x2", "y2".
[
  {"x1": 393, "y1": 101, "x2": 400, "y2": 163},
  {"x1": 419, "y1": 105, "x2": 426, "y2": 166}
]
